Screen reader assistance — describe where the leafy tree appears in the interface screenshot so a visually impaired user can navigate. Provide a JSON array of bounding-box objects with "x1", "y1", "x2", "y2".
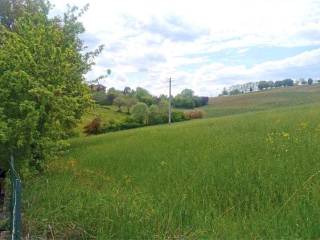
[
  {"x1": 222, "y1": 88, "x2": 229, "y2": 95},
  {"x1": 282, "y1": 79, "x2": 294, "y2": 87},
  {"x1": 0, "y1": 1, "x2": 99, "y2": 169},
  {"x1": 192, "y1": 96, "x2": 201, "y2": 107},
  {"x1": 134, "y1": 87, "x2": 155, "y2": 105},
  {"x1": 131, "y1": 103, "x2": 149, "y2": 124},
  {"x1": 308, "y1": 78, "x2": 313, "y2": 85},
  {"x1": 123, "y1": 86, "x2": 132, "y2": 96},
  {"x1": 113, "y1": 96, "x2": 126, "y2": 112},
  {"x1": 0, "y1": 0, "x2": 51, "y2": 30},
  {"x1": 158, "y1": 99, "x2": 169, "y2": 115},
  {"x1": 123, "y1": 97, "x2": 137, "y2": 114},
  {"x1": 193, "y1": 96, "x2": 209, "y2": 107},
  {"x1": 267, "y1": 81, "x2": 274, "y2": 88},
  {"x1": 181, "y1": 89, "x2": 194, "y2": 98},
  {"x1": 105, "y1": 87, "x2": 121, "y2": 105},
  {"x1": 148, "y1": 105, "x2": 163, "y2": 125},
  {"x1": 173, "y1": 95, "x2": 195, "y2": 108},
  {"x1": 274, "y1": 81, "x2": 283, "y2": 88},
  {"x1": 258, "y1": 81, "x2": 269, "y2": 90}
]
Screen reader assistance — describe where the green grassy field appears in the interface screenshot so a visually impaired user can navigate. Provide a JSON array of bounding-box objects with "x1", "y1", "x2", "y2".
[
  {"x1": 201, "y1": 85, "x2": 320, "y2": 118},
  {"x1": 24, "y1": 99, "x2": 320, "y2": 239}
]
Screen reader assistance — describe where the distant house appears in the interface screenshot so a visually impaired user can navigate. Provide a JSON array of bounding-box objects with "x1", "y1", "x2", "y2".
[{"x1": 89, "y1": 84, "x2": 106, "y2": 92}]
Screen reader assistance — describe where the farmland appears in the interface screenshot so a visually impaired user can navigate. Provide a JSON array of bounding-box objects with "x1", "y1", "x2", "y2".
[
  {"x1": 2, "y1": 0, "x2": 320, "y2": 239},
  {"x1": 24, "y1": 89, "x2": 320, "y2": 238},
  {"x1": 202, "y1": 85, "x2": 320, "y2": 118}
]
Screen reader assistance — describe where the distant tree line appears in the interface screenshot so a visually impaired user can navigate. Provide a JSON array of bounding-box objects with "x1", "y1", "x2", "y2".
[
  {"x1": 221, "y1": 78, "x2": 318, "y2": 96},
  {"x1": 258, "y1": 79, "x2": 294, "y2": 90},
  {"x1": 92, "y1": 86, "x2": 209, "y2": 109}
]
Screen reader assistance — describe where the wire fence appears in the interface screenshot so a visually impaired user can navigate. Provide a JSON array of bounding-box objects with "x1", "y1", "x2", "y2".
[{"x1": 9, "y1": 155, "x2": 22, "y2": 240}]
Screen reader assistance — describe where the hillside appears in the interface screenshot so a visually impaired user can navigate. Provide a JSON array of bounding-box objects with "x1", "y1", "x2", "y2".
[
  {"x1": 202, "y1": 85, "x2": 320, "y2": 118},
  {"x1": 75, "y1": 105, "x2": 128, "y2": 136},
  {"x1": 24, "y1": 101, "x2": 320, "y2": 239}
]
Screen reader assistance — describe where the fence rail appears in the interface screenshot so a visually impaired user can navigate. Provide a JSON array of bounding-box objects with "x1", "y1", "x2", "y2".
[{"x1": 9, "y1": 155, "x2": 22, "y2": 240}]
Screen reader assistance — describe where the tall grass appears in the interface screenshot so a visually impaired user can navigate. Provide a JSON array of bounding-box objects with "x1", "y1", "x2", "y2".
[{"x1": 24, "y1": 103, "x2": 320, "y2": 239}]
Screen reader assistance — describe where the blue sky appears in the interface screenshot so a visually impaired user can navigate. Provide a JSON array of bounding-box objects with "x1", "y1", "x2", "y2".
[{"x1": 51, "y1": 0, "x2": 320, "y2": 96}]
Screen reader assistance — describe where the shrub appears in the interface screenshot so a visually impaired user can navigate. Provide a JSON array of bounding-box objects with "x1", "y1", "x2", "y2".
[
  {"x1": 83, "y1": 118, "x2": 103, "y2": 135},
  {"x1": 102, "y1": 118, "x2": 142, "y2": 133},
  {"x1": 149, "y1": 105, "x2": 167, "y2": 125},
  {"x1": 0, "y1": 2, "x2": 97, "y2": 170},
  {"x1": 172, "y1": 110, "x2": 187, "y2": 122},
  {"x1": 184, "y1": 110, "x2": 204, "y2": 120},
  {"x1": 102, "y1": 119, "x2": 121, "y2": 133},
  {"x1": 119, "y1": 120, "x2": 143, "y2": 130},
  {"x1": 131, "y1": 103, "x2": 149, "y2": 124}
]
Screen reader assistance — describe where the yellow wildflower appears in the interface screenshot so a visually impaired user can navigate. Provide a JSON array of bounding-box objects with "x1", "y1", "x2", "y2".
[
  {"x1": 282, "y1": 132, "x2": 290, "y2": 139},
  {"x1": 67, "y1": 159, "x2": 77, "y2": 168},
  {"x1": 160, "y1": 161, "x2": 167, "y2": 166},
  {"x1": 299, "y1": 122, "x2": 308, "y2": 130}
]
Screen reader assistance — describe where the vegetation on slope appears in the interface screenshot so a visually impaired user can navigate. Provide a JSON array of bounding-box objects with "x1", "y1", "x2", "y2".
[
  {"x1": 24, "y1": 103, "x2": 320, "y2": 239},
  {"x1": 75, "y1": 105, "x2": 128, "y2": 137}
]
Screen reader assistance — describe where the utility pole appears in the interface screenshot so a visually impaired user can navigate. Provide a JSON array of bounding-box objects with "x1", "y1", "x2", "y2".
[{"x1": 168, "y1": 77, "x2": 172, "y2": 125}]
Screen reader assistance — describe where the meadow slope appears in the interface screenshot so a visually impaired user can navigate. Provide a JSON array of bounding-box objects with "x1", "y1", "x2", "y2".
[
  {"x1": 202, "y1": 85, "x2": 320, "y2": 118},
  {"x1": 24, "y1": 103, "x2": 320, "y2": 239}
]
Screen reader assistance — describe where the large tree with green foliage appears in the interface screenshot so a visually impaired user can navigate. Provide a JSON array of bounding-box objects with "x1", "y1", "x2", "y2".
[{"x1": 0, "y1": 0, "x2": 100, "y2": 170}]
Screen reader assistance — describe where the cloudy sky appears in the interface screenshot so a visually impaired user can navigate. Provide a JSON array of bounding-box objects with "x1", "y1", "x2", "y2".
[{"x1": 51, "y1": 0, "x2": 320, "y2": 96}]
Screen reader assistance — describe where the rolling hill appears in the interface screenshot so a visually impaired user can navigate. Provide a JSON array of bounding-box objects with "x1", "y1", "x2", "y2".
[
  {"x1": 23, "y1": 86, "x2": 320, "y2": 239},
  {"x1": 201, "y1": 85, "x2": 320, "y2": 118}
]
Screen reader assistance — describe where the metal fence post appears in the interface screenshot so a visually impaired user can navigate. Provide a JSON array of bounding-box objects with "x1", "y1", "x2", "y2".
[{"x1": 9, "y1": 155, "x2": 22, "y2": 240}]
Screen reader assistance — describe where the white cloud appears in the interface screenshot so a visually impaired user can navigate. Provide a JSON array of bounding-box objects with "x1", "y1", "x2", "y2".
[
  {"x1": 189, "y1": 48, "x2": 320, "y2": 95},
  {"x1": 50, "y1": 0, "x2": 320, "y2": 95}
]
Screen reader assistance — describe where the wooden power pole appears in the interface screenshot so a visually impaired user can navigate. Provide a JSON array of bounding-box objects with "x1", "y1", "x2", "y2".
[{"x1": 168, "y1": 77, "x2": 172, "y2": 125}]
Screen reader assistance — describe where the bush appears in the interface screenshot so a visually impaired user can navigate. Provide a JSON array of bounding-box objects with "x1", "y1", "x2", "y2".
[
  {"x1": 101, "y1": 118, "x2": 143, "y2": 133},
  {"x1": 83, "y1": 118, "x2": 103, "y2": 135},
  {"x1": 184, "y1": 110, "x2": 204, "y2": 120},
  {"x1": 0, "y1": 2, "x2": 96, "y2": 169},
  {"x1": 119, "y1": 120, "x2": 143, "y2": 130},
  {"x1": 171, "y1": 110, "x2": 187, "y2": 122},
  {"x1": 149, "y1": 105, "x2": 167, "y2": 125},
  {"x1": 173, "y1": 95, "x2": 195, "y2": 109},
  {"x1": 131, "y1": 103, "x2": 149, "y2": 124}
]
